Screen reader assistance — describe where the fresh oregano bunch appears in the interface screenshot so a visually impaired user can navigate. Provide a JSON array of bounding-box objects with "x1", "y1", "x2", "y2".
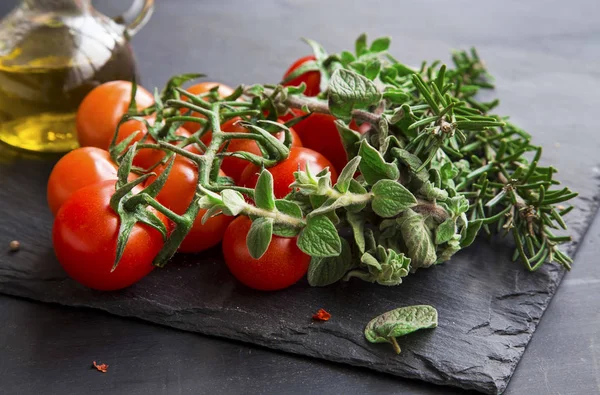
[{"x1": 107, "y1": 34, "x2": 577, "y2": 289}]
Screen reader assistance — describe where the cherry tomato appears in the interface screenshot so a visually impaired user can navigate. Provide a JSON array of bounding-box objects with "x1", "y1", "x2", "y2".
[
  {"x1": 181, "y1": 82, "x2": 235, "y2": 133},
  {"x1": 200, "y1": 117, "x2": 303, "y2": 184},
  {"x1": 115, "y1": 117, "x2": 194, "y2": 169},
  {"x1": 222, "y1": 216, "x2": 310, "y2": 291},
  {"x1": 53, "y1": 180, "x2": 167, "y2": 291},
  {"x1": 47, "y1": 147, "x2": 132, "y2": 216},
  {"x1": 76, "y1": 81, "x2": 154, "y2": 150},
  {"x1": 283, "y1": 55, "x2": 321, "y2": 97},
  {"x1": 290, "y1": 113, "x2": 370, "y2": 174},
  {"x1": 240, "y1": 147, "x2": 338, "y2": 199},
  {"x1": 148, "y1": 156, "x2": 233, "y2": 253}
]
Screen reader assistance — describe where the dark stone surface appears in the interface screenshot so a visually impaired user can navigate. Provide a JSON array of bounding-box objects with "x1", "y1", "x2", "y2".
[{"x1": 1, "y1": 0, "x2": 600, "y2": 394}]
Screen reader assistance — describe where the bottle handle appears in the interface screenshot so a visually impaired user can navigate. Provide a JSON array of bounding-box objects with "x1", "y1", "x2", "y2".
[{"x1": 113, "y1": 0, "x2": 155, "y2": 37}]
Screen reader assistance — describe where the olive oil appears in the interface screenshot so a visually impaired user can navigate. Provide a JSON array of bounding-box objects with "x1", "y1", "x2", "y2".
[
  {"x1": 0, "y1": 34, "x2": 137, "y2": 152},
  {"x1": 0, "y1": 0, "x2": 154, "y2": 153}
]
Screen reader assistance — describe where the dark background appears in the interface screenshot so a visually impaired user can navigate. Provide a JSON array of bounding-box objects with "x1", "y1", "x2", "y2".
[{"x1": 1, "y1": 1, "x2": 600, "y2": 394}]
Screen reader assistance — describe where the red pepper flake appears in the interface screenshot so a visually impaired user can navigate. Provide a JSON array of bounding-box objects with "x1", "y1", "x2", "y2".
[
  {"x1": 92, "y1": 361, "x2": 109, "y2": 373},
  {"x1": 312, "y1": 308, "x2": 331, "y2": 321}
]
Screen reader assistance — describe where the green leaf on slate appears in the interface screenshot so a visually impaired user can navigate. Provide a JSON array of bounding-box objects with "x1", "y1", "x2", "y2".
[
  {"x1": 396, "y1": 209, "x2": 437, "y2": 268},
  {"x1": 307, "y1": 238, "x2": 353, "y2": 286},
  {"x1": 298, "y1": 215, "x2": 342, "y2": 257},
  {"x1": 371, "y1": 179, "x2": 417, "y2": 217},
  {"x1": 254, "y1": 170, "x2": 275, "y2": 211},
  {"x1": 365, "y1": 305, "x2": 438, "y2": 354},
  {"x1": 436, "y1": 218, "x2": 456, "y2": 244},
  {"x1": 358, "y1": 141, "x2": 399, "y2": 185},
  {"x1": 328, "y1": 69, "x2": 382, "y2": 121},
  {"x1": 246, "y1": 217, "x2": 274, "y2": 259}
]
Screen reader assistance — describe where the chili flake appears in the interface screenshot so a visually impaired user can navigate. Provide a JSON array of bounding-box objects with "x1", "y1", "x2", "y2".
[
  {"x1": 92, "y1": 361, "x2": 109, "y2": 373},
  {"x1": 312, "y1": 309, "x2": 331, "y2": 321}
]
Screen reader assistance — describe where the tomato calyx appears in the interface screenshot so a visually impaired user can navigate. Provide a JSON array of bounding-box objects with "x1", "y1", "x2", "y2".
[{"x1": 107, "y1": 143, "x2": 171, "y2": 270}]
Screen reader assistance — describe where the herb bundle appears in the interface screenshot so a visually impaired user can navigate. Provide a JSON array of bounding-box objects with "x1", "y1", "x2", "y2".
[{"x1": 109, "y1": 34, "x2": 577, "y2": 288}]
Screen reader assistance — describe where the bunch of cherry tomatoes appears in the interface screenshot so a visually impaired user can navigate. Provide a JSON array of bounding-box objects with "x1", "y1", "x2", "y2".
[{"x1": 48, "y1": 56, "x2": 369, "y2": 292}]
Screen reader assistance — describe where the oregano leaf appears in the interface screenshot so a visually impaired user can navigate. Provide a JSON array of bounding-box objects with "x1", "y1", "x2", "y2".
[
  {"x1": 307, "y1": 238, "x2": 353, "y2": 286},
  {"x1": 460, "y1": 219, "x2": 483, "y2": 248},
  {"x1": 355, "y1": 33, "x2": 368, "y2": 57},
  {"x1": 328, "y1": 69, "x2": 382, "y2": 121},
  {"x1": 221, "y1": 189, "x2": 246, "y2": 216},
  {"x1": 371, "y1": 180, "x2": 417, "y2": 217},
  {"x1": 436, "y1": 218, "x2": 456, "y2": 244},
  {"x1": 273, "y1": 200, "x2": 303, "y2": 237},
  {"x1": 254, "y1": 170, "x2": 276, "y2": 210},
  {"x1": 334, "y1": 120, "x2": 361, "y2": 159},
  {"x1": 346, "y1": 211, "x2": 366, "y2": 254},
  {"x1": 369, "y1": 37, "x2": 391, "y2": 53},
  {"x1": 396, "y1": 209, "x2": 437, "y2": 268},
  {"x1": 335, "y1": 156, "x2": 362, "y2": 193},
  {"x1": 358, "y1": 141, "x2": 400, "y2": 185},
  {"x1": 364, "y1": 59, "x2": 382, "y2": 80},
  {"x1": 298, "y1": 215, "x2": 341, "y2": 257},
  {"x1": 303, "y1": 37, "x2": 328, "y2": 62},
  {"x1": 365, "y1": 305, "x2": 438, "y2": 354},
  {"x1": 340, "y1": 50, "x2": 356, "y2": 66},
  {"x1": 246, "y1": 217, "x2": 274, "y2": 259}
]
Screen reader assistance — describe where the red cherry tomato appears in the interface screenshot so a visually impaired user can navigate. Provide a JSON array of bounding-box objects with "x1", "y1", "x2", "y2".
[
  {"x1": 148, "y1": 156, "x2": 233, "y2": 253},
  {"x1": 76, "y1": 81, "x2": 154, "y2": 150},
  {"x1": 222, "y1": 216, "x2": 310, "y2": 291},
  {"x1": 283, "y1": 55, "x2": 321, "y2": 97},
  {"x1": 47, "y1": 147, "x2": 133, "y2": 216},
  {"x1": 200, "y1": 117, "x2": 303, "y2": 184},
  {"x1": 290, "y1": 113, "x2": 370, "y2": 174},
  {"x1": 53, "y1": 180, "x2": 167, "y2": 291},
  {"x1": 115, "y1": 117, "x2": 194, "y2": 169},
  {"x1": 240, "y1": 147, "x2": 338, "y2": 199},
  {"x1": 181, "y1": 82, "x2": 235, "y2": 133}
]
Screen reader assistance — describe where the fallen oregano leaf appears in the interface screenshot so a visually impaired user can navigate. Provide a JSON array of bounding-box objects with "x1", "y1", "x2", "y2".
[{"x1": 364, "y1": 305, "x2": 438, "y2": 354}]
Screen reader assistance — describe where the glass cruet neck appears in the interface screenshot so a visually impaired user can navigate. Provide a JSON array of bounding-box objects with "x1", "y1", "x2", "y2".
[{"x1": 22, "y1": 0, "x2": 91, "y2": 13}]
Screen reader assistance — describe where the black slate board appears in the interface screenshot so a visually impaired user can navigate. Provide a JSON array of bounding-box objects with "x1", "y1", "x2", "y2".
[
  {"x1": 1, "y1": 111, "x2": 599, "y2": 395},
  {"x1": 2, "y1": 1, "x2": 600, "y2": 394}
]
